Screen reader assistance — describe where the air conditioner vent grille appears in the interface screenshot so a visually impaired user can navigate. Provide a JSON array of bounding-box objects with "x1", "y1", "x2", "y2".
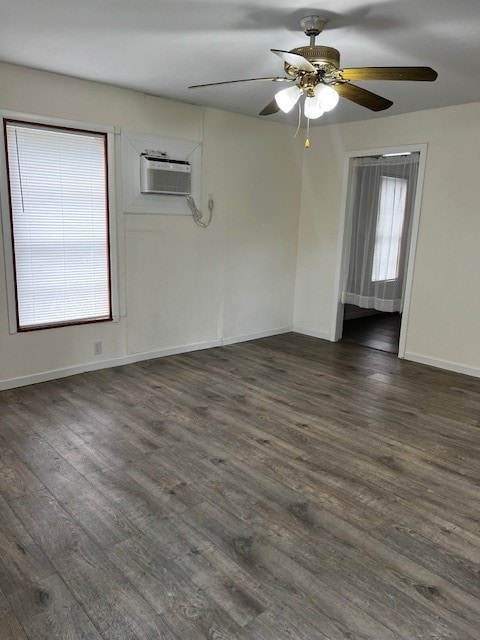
[{"x1": 140, "y1": 156, "x2": 191, "y2": 195}]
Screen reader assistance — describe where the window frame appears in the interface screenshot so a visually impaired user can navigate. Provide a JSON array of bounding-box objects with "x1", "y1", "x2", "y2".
[{"x1": 0, "y1": 111, "x2": 119, "y2": 334}]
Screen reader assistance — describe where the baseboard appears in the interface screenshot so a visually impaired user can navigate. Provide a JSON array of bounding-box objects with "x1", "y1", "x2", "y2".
[
  {"x1": 0, "y1": 338, "x2": 222, "y2": 391},
  {"x1": 404, "y1": 352, "x2": 480, "y2": 379},
  {"x1": 0, "y1": 327, "x2": 294, "y2": 391},
  {"x1": 292, "y1": 326, "x2": 332, "y2": 341},
  {"x1": 6, "y1": 331, "x2": 478, "y2": 391},
  {"x1": 222, "y1": 326, "x2": 292, "y2": 346}
]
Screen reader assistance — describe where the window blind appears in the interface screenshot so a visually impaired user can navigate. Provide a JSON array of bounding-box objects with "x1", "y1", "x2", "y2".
[
  {"x1": 371, "y1": 175, "x2": 408, "y2": 282},
  {"x1": 5, "y1": 121, "x2": 111, "y2": 330}
]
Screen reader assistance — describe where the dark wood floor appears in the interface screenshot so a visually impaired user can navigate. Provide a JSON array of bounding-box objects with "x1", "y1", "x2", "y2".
[
  {"x1": 1, "y1": 333, "x2": 480, "y2": 639},
  {"x1": 342, "y1": 312, "x2": 402, "y2": 354}
]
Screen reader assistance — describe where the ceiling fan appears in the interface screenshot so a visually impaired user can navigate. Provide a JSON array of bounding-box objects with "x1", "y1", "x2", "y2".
[{"x1": 189, "y1": 15, "x2": 438, "y2": 122}]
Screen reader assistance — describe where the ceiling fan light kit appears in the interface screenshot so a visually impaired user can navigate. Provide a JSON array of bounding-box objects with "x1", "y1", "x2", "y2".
[{"x1": 189, "y1": 13, "x2": 438, "y2": 147}]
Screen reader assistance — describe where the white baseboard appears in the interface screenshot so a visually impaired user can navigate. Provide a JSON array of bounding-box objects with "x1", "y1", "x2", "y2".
[
  {"x1": 404, "y1": 352, "x2": 480, "y2": 379},
  {"x1": 4, "y1": 331, "x2": 478, "y2": 391},
  {"x1": 293, "y1": 326, "x2": 332, "y2": 341},
  {"x1": 222, "y1": 326, "x2": 292, "y2": 346},
  {"x1": 0, "y1": 338, "x2": 222, "y2": 391},
  {"x1": 0, "y1": 327, "x2": 294, "y2": 391}
]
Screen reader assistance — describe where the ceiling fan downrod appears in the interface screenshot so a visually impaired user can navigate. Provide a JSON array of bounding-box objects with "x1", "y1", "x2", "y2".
[{"x1": 299, "y1": 15, "x2": 327, "y2": 47}]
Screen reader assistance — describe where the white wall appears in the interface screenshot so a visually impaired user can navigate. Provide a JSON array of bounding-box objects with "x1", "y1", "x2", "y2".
[
  {"x1": 294, "y1": 102, "x2": 480, "y2": 375},
  {"x1": 0, "y1": 63, "x2": 303, "y2": 387},
  {"x1": 2, "y1": 62, "x2": 479, "y2": 387}
]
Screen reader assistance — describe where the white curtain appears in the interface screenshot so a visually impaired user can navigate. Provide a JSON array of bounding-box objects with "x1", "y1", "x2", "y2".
[{"x1": 342, "y1": 153, "x2": 419, "y2": 312}]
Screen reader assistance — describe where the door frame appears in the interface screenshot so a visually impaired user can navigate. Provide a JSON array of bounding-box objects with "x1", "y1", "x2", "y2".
[{"x1": 330, "y1": 143, "x2": 428, "y2": 358}]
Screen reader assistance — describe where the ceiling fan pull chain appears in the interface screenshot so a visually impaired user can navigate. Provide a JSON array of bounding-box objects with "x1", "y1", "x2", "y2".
[
  {"x1": 293, "y1": 101, "x2": 302, "y2": 139},
  {"x1": 305, "y1": 118, "x2": 311, "y2": 149}
]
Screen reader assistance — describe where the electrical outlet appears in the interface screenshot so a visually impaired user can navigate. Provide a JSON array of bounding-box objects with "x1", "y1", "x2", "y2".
[{"x1": 93, "y1": 341, "x2": 102, "y2": 356}]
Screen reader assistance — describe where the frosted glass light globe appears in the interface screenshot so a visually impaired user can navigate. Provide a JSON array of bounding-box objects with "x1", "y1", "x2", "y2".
[
  {"x1": 275, "y1": 85, "x2": 302, "y2": 113},
  {"x1": 304, "y1": 96, "x2": 324, "y2": 119},
  {"x1": 315, "y1": 84, "x2": 339, "y2": 112}
]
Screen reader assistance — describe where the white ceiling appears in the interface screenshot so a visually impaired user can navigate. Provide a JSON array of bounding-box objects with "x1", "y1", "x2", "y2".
[{"x1": 2, "y1": 0, "x2": 480, "y2": 125}]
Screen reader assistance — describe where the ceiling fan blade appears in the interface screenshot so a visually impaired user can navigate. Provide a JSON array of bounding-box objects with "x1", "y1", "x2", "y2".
[
  {"x1": 259, "y1": 100, "x2": 280, "y2": 116},
  {"x1": 341, "y1": 67, "x2": 438, "y2": 82},
  {"x1": 271, "y1": 49, "x2": 316, "y2": 73},
  {"x1": 334, "y1": 83, "x2": 393, "y2": 111},
  {"x1": 188, "y1": 77, "x2": 293, "y2": 89}
]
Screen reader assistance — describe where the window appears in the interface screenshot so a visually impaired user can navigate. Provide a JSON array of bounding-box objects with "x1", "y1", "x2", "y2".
[
  {"x1": 3, "y1": 119, "x2": 114, "y2": 331},
  {"x1": 371, "y1": 175, "x2": 408, "y2": 282}
]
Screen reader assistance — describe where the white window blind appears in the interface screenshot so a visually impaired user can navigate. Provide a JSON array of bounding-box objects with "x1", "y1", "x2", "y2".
[
  {"x1": 5, "y1": 121, "x2": 111, "y2": 330},
  {"x1": 371, "y1": 175, "x2": 408, "y2": 282}
]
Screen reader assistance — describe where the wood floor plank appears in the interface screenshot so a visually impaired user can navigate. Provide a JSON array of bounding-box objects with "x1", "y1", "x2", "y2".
[
  {"x1": 9, "y1": 490, "x2": 111, "y2": 576},
  {"x1": 146, "y1": 439, "x2": 480, "y2": 637},
  {"x1": 85, "y1": 464, "x2": 191, "y2": 526},
  {"x1": 0, "y1": 530, "x2": 54, "y2": 599},
  {"x1": 124, "y1": 514, "x2": 270, "y2": 629},
  {"x1": 9, "y1": 491, "x2": 178, "y2": 639},
  {"x1": 245, "y1": 603, "x2": 331, "y2": 640},
  {"x1": 8, "y1": 436, "x2": 138, "y2": 547},
  {"x1": 8, "y1": 401, "x2": 115, "y2": 477},
  {"x1": 0, "y1": 494, "x2": 37, "y2": 549},
  {"x1": 0, "y1": 446, "x2": 44, "y2": 501},
  {"x1": 0, "y1": 610, "x2": 28, "y2": 640},
  {"x1": 108, "y1": 535, "x2": 252, "y2": 639},
  {"x1": 64, "y1": 560, "x2": 177, "y2": 640},
  {"x1": 0, "y1": 495, "x2": 54, "y2": 599},
  {"x1": 1, "y1": 333, "x2": 480, "y2": 638},
  {"x1": 154, "y1": 351, "x2": 480, "y2": 526},
  {"x1": 178, "y1": 499, "x2": 418, "y2": 639},
  {"x1": 8, "y1": 573, "x2": 102, "y2": 640},
  {"x1": 0, "y1": 588, "x2": 10, "y2": 616}
]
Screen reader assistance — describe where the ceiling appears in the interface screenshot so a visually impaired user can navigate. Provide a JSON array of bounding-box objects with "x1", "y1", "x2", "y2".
[{"x1": 2, "y1": 0, "x2": 480, "y2": 126}]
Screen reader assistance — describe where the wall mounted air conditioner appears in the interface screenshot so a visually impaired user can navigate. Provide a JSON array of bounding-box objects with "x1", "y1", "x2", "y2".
[{"x1": 140, "y1": 154, "x2": 191, "y2": 196}]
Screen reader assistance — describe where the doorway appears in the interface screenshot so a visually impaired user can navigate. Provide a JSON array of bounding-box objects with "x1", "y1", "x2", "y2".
[
  {"x1": 331, "y1": 145, "x2": 427, "y2": 357},
  {"x1": 342, "y1": 306, "x2": 401, "y2": 354}
]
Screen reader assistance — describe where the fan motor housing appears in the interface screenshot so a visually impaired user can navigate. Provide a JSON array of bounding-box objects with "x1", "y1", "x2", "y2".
[{"x1": 285, "y1": 45, "x2": 340, "y2": 76}]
